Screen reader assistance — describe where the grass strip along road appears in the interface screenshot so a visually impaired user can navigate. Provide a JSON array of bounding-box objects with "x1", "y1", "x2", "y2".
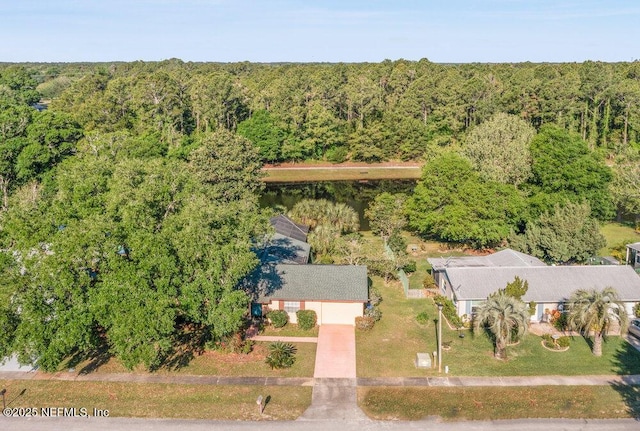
[{"x1": 262, "y1": 162, "x2": 422, "y2": 182}]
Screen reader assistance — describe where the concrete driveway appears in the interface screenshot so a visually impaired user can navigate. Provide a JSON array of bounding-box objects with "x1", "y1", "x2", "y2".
[{"x1": 312, "y1": 325, "x2": 356, "y2": 378}]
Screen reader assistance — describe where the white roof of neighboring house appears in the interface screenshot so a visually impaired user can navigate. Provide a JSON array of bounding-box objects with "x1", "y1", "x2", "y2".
[
  {"x1": 444, "y1": 265, "x2": 640, "y2": 302},
  {"x1": 428, "y1": 248, "x2": 547, "y2": 270},
  {"x1": 627, "y1": 242, "x2": 640, "y2": 252}
]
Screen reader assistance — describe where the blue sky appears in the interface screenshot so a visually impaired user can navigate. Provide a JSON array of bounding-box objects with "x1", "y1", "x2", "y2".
[{"x1": 1, "y1": 0, "x2": 639, "y2": 63}]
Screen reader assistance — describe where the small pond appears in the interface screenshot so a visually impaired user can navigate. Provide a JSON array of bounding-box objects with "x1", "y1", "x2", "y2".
[{"x1": 259, "y1": 180, "x2": 416, "y2": 231}]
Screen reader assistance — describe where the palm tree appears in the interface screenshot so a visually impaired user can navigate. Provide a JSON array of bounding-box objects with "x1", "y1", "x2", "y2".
[
  {"x1": 473, "y1": 291, "x2": 530, "y2": 360},
  {"x1": 328, "y1": 202, "x2": 359, "y2": 233},
  {"x1": 567, "y1": 287, "x2": 628, "y2": 357}
]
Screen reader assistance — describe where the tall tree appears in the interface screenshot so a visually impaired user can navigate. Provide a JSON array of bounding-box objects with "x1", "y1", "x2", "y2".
[
  {"x1": 236, "y1": 110, "x2": 284, "y2": 162},
  {"x1": 528, "y1": 125, "x2": 614, "y2": 219},
  {"x1": 510, "y1": 201, "x2": 606, "y2": 264},
  {"x1": 406, "y1": 153, "x2": 525, "y2": 248},
  {"x1": 567, "y1": 287, "x2": 627, "y2": 357},
  {"x1": 463, "y1": 113, "x2": 535, "y2": 186},
  {"x1": 365, "y1": 192, "x2": 407, "y2": 245}
]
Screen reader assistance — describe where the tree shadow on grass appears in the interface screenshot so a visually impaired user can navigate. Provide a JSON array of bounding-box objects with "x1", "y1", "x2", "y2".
[
  {"x1": 610, "y1": 338, "x2": 640, "y2": 420},
  {"x1": 63, "y1": 339, "x2": 114, "y2": 375},
  {"x1": 159, "y1": 325, "x2": 210, "y2": 372}
]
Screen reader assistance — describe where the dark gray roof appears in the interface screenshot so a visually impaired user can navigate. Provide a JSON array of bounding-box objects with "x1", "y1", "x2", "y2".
[
  {"x1": 270, "y1": 215, "x2": 309, "y2": 242},
  {"x1": 254, "y1": 264, "x2": 368, "y2": 303},
  {"x1": 428, "y1": 248, "x2": 547, "y2": 270},
  {"x1": 628, "y1": 242, "x2": 640, "y2": 252},
  {"x1": 259, "y1": 233, "x2": 310, "y2": 265},
  {"x1": 445, "y1": 265, "x2": 640, "y2": 302}
]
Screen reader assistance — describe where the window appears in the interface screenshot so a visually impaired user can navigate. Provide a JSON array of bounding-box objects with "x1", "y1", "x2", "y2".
[{"x1": 283, "y1": 301, "x2": 300, "y2": 313}]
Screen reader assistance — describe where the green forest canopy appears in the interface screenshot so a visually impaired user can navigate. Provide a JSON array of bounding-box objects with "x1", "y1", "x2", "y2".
[{"x1": 1, "y1": 59, "x2": 640, "y2": 369}]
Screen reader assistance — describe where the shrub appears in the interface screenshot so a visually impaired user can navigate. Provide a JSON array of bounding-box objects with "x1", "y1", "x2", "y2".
[
  {"x1": 422, "y1": 272, "x2": 436, "y2": 289},
  {"x1": 542, "y1": 333, "x2": 570, "y2": 349},
  {"x1": 415, "y1": 311, "x2": 430, "y2": 325},
  {"x1": 229, "y1": 332, "x2": 254, "y2": 354},
  {"x1": 296, "y1": 310, "x2": 317, "y2": 330},
  {"x1": 550, "y1": 310, "x2": 568, "y2": 331},
  {"x1": 556, "y1": 336, "x2": 571, "y2": 348},
  {"x1": 634, "y1": 302, "x2": 640, "y2": 318},
  {"x1": 403, "y1": 260, "x2": 417, "y2": 274},
  {"x1": 325, "y1": 146, "x2": 348, "y2": 163},
  {"x1": 355, "y1": 316, "x2": 375, "y2": 331},
  {"x1": 267, "y1": 310, "x2": 289, "y2": 328},
  {"x1": 265, "y1": 341, "x2": 297, "y2": 369},
  {"x1": 365, "y1": 305, "x2": 382, "y2": 321},
  {"x1": 433, "y1": 294, "x2": 463, "y2": 328},
  {"x1": 528, "y1": 301, "x2": 537, "y2": 316}
]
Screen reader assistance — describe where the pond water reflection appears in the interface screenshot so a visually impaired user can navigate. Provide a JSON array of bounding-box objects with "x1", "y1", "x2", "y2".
[{"x1": 260, "y1": 180, "x2": 416, "y2": 231}]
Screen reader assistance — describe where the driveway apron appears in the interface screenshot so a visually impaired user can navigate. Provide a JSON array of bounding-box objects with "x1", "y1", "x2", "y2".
[
  {"x1": 299, "y1": 325, "x2": 368, "y2": 421},
  {"x1": 313, "y1": 324, "x2": 356, "y2": 378}
]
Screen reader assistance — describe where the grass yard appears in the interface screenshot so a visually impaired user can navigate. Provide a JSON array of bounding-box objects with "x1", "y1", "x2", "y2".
[
  {"x1": 0, "y1": 380, "x2": 311, "y2": 420},
  {"x1": 62, "y1": 342, "x2": 316, "y2": 378},
  {"x1": 358, "y1": 386, "x2": 638, "y2": 421},
  {"x1": 600, "y1": 222, "x2": 640, "y2": 257},
  {"x1": 260, "y1": 324, "x2": 319, "y2": 338},
  {"x1": 262, "y1": 166, "x2": 422, "y2": 182},
  {"x1": 356, "y1": 277, "x2": 640, "y2": 377}
]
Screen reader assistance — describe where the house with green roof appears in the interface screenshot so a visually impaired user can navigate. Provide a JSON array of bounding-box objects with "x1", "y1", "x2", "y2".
[{"x1": 250, "y1": 263, "x2": 369, "y2": 325}]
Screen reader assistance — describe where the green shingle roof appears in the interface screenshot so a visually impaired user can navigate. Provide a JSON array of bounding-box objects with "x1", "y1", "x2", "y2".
[{"x1": 255, "y1": 264, "x2": 368, "y2": 303}]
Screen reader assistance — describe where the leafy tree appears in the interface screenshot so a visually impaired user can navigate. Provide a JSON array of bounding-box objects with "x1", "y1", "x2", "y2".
[
  {"x1": 567, "y1": 287, "x2": 627, "y2": 357},
  {"x1": 473, "y1": 291, "x2": 530, "y2": 360},
  {"x1": 500, "y1": 276, "x2": 529, "y2": 301},
  {"x1": 528, "y1": 125, "x2": 614, "y2": 219},
  {"x1": 17, "y1": 111, "x2": 83, "y2": 181},
  {"x1": 365, "y1": 192, "x2": 407, "y2": 245},
  {"x1": 0, "y1": 104, "x2": 32, "y2": 210},
  {"x1": 1, "y1": 130, "x2": 266, "y2": 371},
  {"x1": 188, "y1": 129, "x2": 264, "y2": 201},
  {"x1": 406, "y1": 153, "x2": 525, "y2": 248},
  {"x1": 333, "y1": 233, "x2": 365, "y2": 265},
  {"x1": 0, "y1": 66, "x2": 41, "y2": 105},
  {"x1": 510, "y1": 201, "x2": 606, "y2": 264},
  {"x1": 609, "y1": 151, "x2": 640, "y2": 222},
  {"x1": 463, "y1": 113, "x2": 535, "y2": 186},
  {"x1": 236, "y1": 110, "x2": 285, "y2": 162}
]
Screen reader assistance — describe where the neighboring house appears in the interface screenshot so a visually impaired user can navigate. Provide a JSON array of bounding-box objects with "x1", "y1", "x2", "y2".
[
  {"x1": 270, "y1": 214, "x2": 309, "y2": 242},
  {"x1": 256, "y1": 215, "x2": 311, "y2": 265},
  {"x1": 250, "y1": 264, "x2": 368, "y2": 325},
  {"x1": 429, "y1": 249, "x2": 640, "y2": 321},
  {"x1": 626, "y1": 242, "x2": 640, "y2": 271}
]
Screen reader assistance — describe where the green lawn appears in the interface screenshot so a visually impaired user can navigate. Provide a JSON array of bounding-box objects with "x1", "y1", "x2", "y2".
[
  {"x1": 356, "y1": 277, "x2": 640, "y2": 377},
  {"x1": 263, "y1": 166, "x2": 422, "y2": 182},
  {"x1": 600, "y1": 222, "x2": 640, "y2": 257},
  {"x1": 62, "y1": 342, "x2": 316, "y2": 378},
  {"x1": 359, "y1": 386, "x2": 638, "y2": 421},
  {"x1": 261, "y1": 324, "x2": 319, "y2": 338},
  {"x1": 0, "y1": 380, "x2": 311, "y2": 420}
]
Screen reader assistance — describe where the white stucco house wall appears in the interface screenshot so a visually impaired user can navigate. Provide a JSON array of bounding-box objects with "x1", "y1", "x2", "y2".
[
  {"x1": 251, "y1": 264, "x2": 368, "y2": 325},
  {"x1": 428, "y1": 249, "x2": 640, "y2": 322}
]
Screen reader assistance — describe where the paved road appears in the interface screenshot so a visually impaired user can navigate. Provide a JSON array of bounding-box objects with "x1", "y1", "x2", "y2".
[{"x1": 2, "y1": 416, "x2": 639, "y2": 431}]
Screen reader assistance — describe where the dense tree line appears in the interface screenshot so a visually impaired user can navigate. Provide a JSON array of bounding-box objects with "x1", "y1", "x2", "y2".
[
  {"x1": 0, "y1": 66, "x2": 268, "y2": 370},
  {"x1": 4, "y1": 59, "x2": 638, "y2": 163},
  {"x1": 1, "y1": 59, "x2": 640, "y2": 368}
]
